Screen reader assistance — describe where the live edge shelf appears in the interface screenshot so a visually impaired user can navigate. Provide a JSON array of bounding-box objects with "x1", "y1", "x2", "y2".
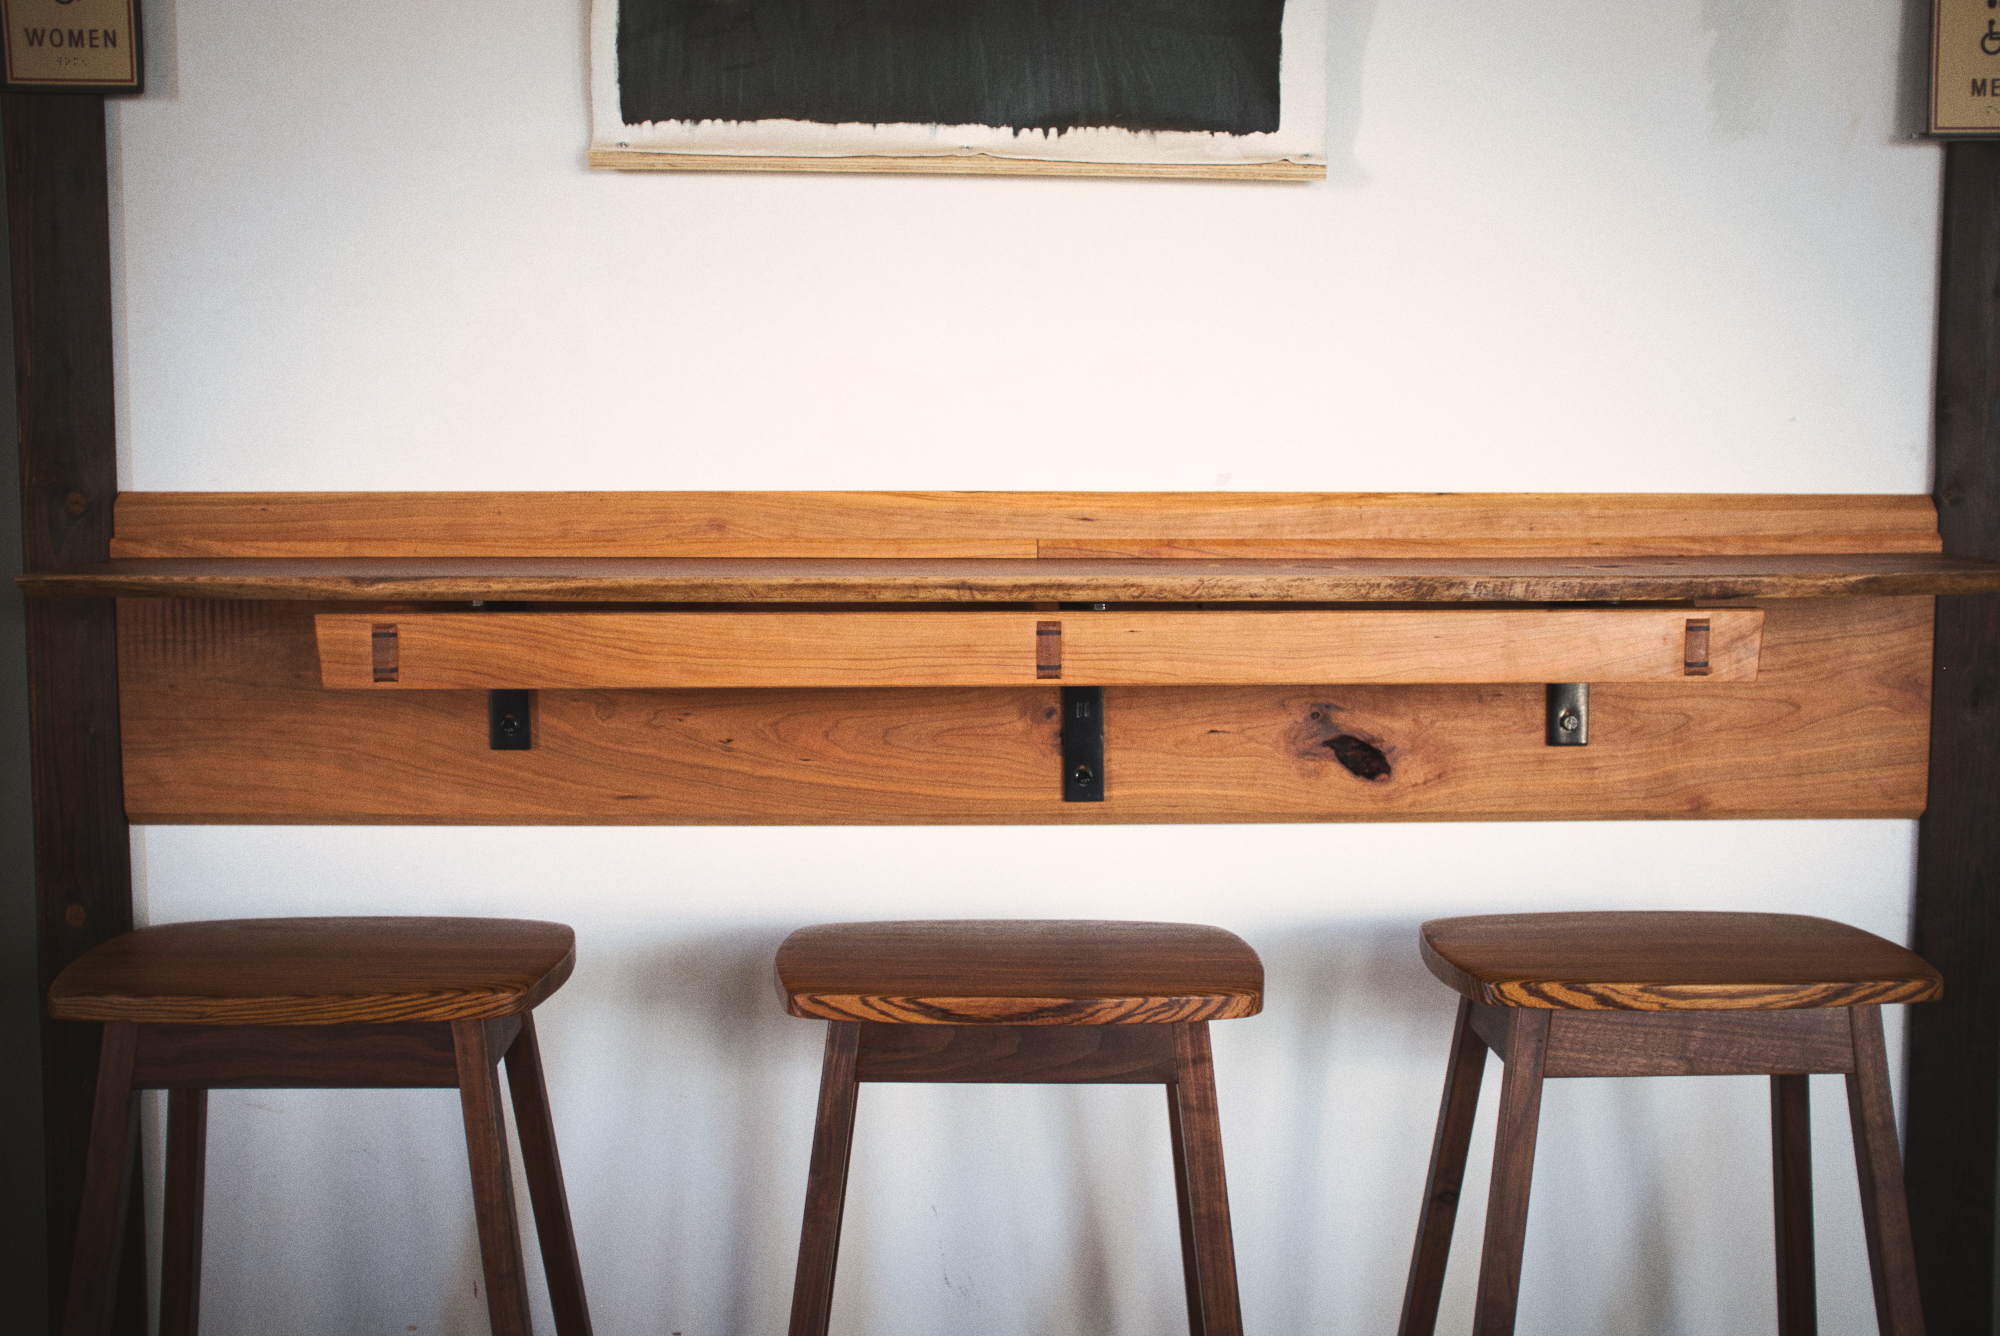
[
  {"x1": 20, "y1": 551, "x2": 2000, "y2": 603},
  {"x1": 19, "y1": 490, "x2": 2000, "y2": 826}
]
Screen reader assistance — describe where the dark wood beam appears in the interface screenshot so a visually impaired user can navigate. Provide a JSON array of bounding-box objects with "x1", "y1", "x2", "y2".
[
  {"x1": 2, "y1": 91, "x2": 141, "y2": 1334},
  {"x1": 1910, "y1": 137, "x2": 2000, "y2": 1336}
]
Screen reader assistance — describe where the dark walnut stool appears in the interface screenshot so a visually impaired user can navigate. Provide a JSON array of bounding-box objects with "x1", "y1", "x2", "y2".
[
  {"x1": 48, "y1": 917, "x2": 592, "y2": 1336},
  {"x1": 775, "y1": 919, "x2": 1264, "y2": 1336},
  {"x1": 1399, "y1": 911, "x2": 1942, "y2": 1336}
]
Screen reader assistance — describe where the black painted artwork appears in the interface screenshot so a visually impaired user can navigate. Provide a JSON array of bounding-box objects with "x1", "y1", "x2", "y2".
[{"x1": 617, "y1": 0, "x2": 1286, "y2": 135}]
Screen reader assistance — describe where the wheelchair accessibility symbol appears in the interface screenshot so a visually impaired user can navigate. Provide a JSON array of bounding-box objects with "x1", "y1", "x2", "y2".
[{"x1": 1984, "y1": 19, "x2": 2000, "y2": 56}]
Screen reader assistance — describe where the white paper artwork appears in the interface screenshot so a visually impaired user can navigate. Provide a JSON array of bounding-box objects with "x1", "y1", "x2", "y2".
[{"x1": 588, "y1": 0, "x2": 1327, "y2": 176}]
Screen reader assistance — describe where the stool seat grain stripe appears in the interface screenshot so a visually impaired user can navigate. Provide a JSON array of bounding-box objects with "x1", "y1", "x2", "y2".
[
  {"x1": 48, "y1": 917, "x2": 576, "y2": 1024},
  {"x1": 1419, "y1": 911, "x2": 1942, "y2": 1010},
  {"x1": 775, "y1": 920, "x2": 1263, "y2": 1024}
]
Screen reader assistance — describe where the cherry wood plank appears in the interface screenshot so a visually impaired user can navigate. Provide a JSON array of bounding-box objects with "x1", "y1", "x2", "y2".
[
  {"x1": 48, "y1": 919, "x2": 574, "y2": 1025},
  {"x1": 1539, "y1": 1007, "x2": 1855, "y2": 1077},
  {"x1": 851, "y1": 1022, "x2": 1178, "y2": 1083},
  {"x1": 776, "y1": 921, "x2": 1263, "y2": 1025},
  {"x1": 28, "y1": 551, "x2": 2000, "y2": 604},
  {"x1": 317, "y1": 608, "x2": 1763, "y2": 690},
  {"x1": 116, "y1": 596, "x2": 1933, "y2": 824},
  {"x1": 1421, "y1": 913, "x2": 1942, "y2": 1012},
  {"x1": 106, "y1": 492, "x2": 1944, "y2": 559}
]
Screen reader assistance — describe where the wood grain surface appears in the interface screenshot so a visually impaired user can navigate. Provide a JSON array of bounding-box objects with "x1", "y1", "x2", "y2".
[
  {"x1": 850, "y1": 1022, "x2": 1179, "y2": 1082},
  {"x1": 1420, "y1": 912, "x2": 1943, "y2": 1011},
  {"x1": 126, "y1": 1019, "x2": 520, "y2": 1089},
  {"x1": 116, "y1": 595, "x2": 1930, "y2": 824},
  {"x1": 1771, "y1": 1074, "x2": 1817, "y2": 1336},
  {"x1": 47, "y1": 918, "x2": 576, "y2": 1025},
  {"x1": 32, "y1": 551, "x2": 2000, "y2": 604},
  {"x1": 315, "y1": 608, "x2": 1764, "y2": 689},
  {"x1": 1538, "y1": 1007, "x2": 1856, "y2": 1076},
  {"x1": 7, "y1": 87, "x2": 146, "y2": 1336},
  {"x1": 1908, "y1": 133, "x2": 2000, "y2": 1336},
  {"x1": 105, "y1": 492, "x2": 1944, "y2": 559},
  {"x1": 775, "y1": 920, "x2": 1263, "y2": 1024},
  {"x1": 587, "y1": 149, "x2": 1326, "y2": 180}
]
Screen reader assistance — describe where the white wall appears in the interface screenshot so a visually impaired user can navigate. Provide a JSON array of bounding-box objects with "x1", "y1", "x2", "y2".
[{"x1": 112, "y1": 0, "x2": 1940, "y2": 1333}]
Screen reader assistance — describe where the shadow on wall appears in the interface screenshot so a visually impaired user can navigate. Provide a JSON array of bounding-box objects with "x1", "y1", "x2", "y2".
[{"x1": 1324, "y1": 0, "x2": 1378, "y2": 185}]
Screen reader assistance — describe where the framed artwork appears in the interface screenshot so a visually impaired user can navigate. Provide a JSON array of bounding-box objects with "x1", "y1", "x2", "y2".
[{"x1": 590, "y1": 0, "x2": 1326, "y2": 180}]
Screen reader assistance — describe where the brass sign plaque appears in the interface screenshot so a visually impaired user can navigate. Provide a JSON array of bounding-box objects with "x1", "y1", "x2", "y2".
[{"x1": 0, "y1": 0, "x2": 139, "y2": 93}]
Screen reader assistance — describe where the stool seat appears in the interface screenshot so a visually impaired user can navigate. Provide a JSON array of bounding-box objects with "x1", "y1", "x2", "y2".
[
  {"x1": 50, "y1": 917, "x2": 589, "y2": 1336},
  {"x1": 1421, "y1": 911, "x2": 1942, "y2": 1011},
  {"x1": 49, "y1": 917, "x2": 576, "y2": 1025},
  {"x1": 1401, "y1": 910, "x2": 1937, "y2": 1336},
  {"x1": 775, "y1": 919, "x2": 1263, "y2": 1024},
  {"x1": 780, "y1": 919, "x2": 1262, "y2": 1336}
]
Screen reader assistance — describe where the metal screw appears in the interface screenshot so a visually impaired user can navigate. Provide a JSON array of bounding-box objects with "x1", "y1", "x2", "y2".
[{"x1": 1559, "y1": 713, "x2": 1581, "y2": 732}]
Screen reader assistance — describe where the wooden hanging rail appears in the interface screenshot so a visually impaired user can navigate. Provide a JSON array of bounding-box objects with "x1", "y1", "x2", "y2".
[{"x1": 318, "y1": 609, "x2": 1764, "y2": 689}]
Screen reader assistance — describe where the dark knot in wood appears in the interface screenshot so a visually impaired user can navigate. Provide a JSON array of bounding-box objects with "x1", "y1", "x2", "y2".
[{"x1": 1326, "y1": 734, "x2": 1392, "y2": 781}]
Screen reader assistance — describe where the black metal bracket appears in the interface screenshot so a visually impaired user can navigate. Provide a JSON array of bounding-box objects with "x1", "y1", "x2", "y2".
[
  {"x1": 489, "y1": 689, "x2": 532, "y2": 750},
  {"x1": 1061, "y1": 686, "x2": 1104, "y2": 801},
  {"x1": 476, "y1": 601, "x2": 534, "y2": 751},
  {"x1": 1546, "y1": 683, "x2": 1589, "y2": 746}
]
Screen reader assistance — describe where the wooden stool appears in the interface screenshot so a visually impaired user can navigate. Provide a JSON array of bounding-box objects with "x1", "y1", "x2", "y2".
[
  {"x1": 776, "y1": 919, "x2": 1263, "y2": 1336},
  {"x1": 1399, "y1": 911, "x2": 1942, "y2": 1336},
  {"x1": 48, "y1": 917, "x2": 592, "y2": 1336}
]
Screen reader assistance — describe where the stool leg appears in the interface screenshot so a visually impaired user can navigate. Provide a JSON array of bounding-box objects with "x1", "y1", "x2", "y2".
[
  {"x1": 789, "y1": 1021, "x2": 862, "y2": 1336},
  {"x1": 1400, "y1": 998, "x2": 1491, "y2": 1336},
  {"x1": 1472, "y1": 1008, "x2": 1549, "y2": 1336},
  {"x1": 1167, "y1": 1021, "x2": 1243, "y2": 1336},
  {"x1": 453, "y1": 1018, "x2": 534, "y2": 1336},
  {"x1": 159, "y1": 1088, "x2": 209, "y2": 1336},
  {"x1": 61, "y1": 1020, "x2": 142, "y2": 1336},
  {"x1": 1845, "y1": 1006, "x2": 1925, "y2": 1336},
  {"x1": 1771, "y1": 1074, "x2": 1817, "y2": 1336},
  {"x1": 503, "y1": 1014, "x2": 593, "y2": 1336}
]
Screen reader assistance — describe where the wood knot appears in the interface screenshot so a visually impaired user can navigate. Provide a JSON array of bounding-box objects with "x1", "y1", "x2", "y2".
[
  {"x1": 64, "y1": 491, "x2": 88, "y2": 516},
  {"x1": 1325, "y1": 734, "x2": 1391, "y2": 781}
]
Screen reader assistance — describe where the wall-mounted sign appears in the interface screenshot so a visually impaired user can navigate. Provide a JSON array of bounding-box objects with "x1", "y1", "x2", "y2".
[
  {"x1": 1933, "y1": 0, "x2": 2000, "y2": 133},
  {"x1": 0, "y1": 0, "x2": 139, "y2": 94}
]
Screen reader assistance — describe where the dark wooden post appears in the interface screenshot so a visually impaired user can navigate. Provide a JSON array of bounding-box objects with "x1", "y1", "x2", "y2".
[
  {"x1": 1910, "y1": 137, "x2": 2000, "y2": 1336},
  {"x1": 2, "y1": 91, "x2": 142, "y2": 1333}
]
